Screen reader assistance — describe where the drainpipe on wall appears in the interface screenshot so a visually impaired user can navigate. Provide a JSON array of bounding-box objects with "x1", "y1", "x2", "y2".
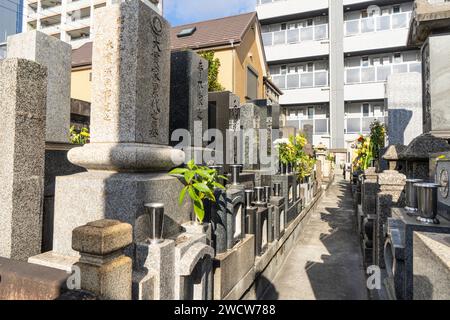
[{"x1": 230, "y1": 39, "x2": 235, "y2": 94}]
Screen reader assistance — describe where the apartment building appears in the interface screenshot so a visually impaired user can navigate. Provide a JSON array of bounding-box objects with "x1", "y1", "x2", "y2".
[
  {"x1": 0, "y1": 0, "x2": 23, "y2": 58},
  {"x1": 22, "y1": 0, "x2": 163, "y2": 48},
  {"x1": 256, "y1": 0, "x2": 422, "y2": 158}
]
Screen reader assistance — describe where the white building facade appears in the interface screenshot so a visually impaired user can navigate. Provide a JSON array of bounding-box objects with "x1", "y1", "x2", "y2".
[
  {"x1": 256, "y1": 0, "x2": 421, "y2": 158},
  {"x1": 22, "y1": 0, "x2": 163, "y2": 48}
]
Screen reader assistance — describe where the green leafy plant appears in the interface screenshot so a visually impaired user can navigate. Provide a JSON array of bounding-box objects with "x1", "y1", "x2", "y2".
[
  {"x1": 326, "y1": 152, "x2": 335, "y2": 163},
  {"x1": 274, "y1": 134, "x2": 316, "y2": 180},
  {"x1": 70, "y1": 126, "x2": 90, "y2": 144},
  {"x1": 352, "y1": 120, "x2": 386, "y2": 171},
  {"x1": 199, "y1": 51, "x2": 225, "y2": 92},
  {"x1": 169, "y1": 160, "x2": 227, "y2": 223}
]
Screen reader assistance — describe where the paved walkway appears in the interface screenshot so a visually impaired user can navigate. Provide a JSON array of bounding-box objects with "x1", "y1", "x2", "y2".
[{"x1": 262, "y1": 176, "x2": 368, "y2": 300}]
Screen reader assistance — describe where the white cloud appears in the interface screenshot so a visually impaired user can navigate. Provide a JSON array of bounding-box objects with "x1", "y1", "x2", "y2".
[{"x1": 165, "y1": 0, "x2": 256, "y2": 26}]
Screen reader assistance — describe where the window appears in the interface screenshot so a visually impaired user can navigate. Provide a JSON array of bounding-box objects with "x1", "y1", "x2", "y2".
[
  {"x1": 393, "y1": 6, "x2": 400, "y2": 14},
  {"x1": 280, "y1": 65, "x2": 287, "y2": 74},
  {"x1": 363, "y1": 103, "x2": 370, "y2": 117},
  {"x1": 362, "y1": 56, "x2": 369, "y2": 67},
  {"x1": 270, "y1": 65, "x2": 280, "y2": 75},
  {"x1": 281, "y1": 23, "x2": 287, "y2": 30},
  {"x1": 246, "y1": 67, "x2": 258, "y2": 100},
  {"x1": 394, "y1": 53, "x2": 402, "y2": 63},
  {"x1": 308, "y1": 107, "x2": 314, "y2": 119},
  {"x1": 361, "y1": 10, "x2": 368, "y2": 18}
]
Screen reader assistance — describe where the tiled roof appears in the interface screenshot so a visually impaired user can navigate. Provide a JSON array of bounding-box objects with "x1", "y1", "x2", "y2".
[
  {"x1": 71, "y1": 12, "x2": 258, "y2": 66},
  {"x1": 72, "y1": 42, "x2": 93, "y2": 68},
  {"x1": 170, "y1": 12, "x2": 257, "y2": 50}
]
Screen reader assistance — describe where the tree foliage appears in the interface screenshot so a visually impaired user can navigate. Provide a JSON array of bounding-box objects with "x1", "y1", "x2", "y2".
[{"x1": 199, "y1": 51, "x2": 225, "y2": 92}]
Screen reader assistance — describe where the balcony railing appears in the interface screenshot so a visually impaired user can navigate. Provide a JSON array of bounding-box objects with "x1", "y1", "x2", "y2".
[
  {"x1": 345, "y1": 61, "x2": 421, "y2": 84},
  {"x1": 345, "y1": 116, "x2": 387, "y2": 134},
  {"x1": 262, "y1": 24, "x2": 328, "y2": 46},
  {"x1": 271, "y1": 71, "x2": 329, "y2": 90},
  {"x1": 286, "y1": 118, "x2": 330, "y2": 135},
  {"x1": 344, "y1": 12, "x2": 411, "y2": 37},
  {"x1": 257, "y1": 0, "x2": 285, "y2": 5}
]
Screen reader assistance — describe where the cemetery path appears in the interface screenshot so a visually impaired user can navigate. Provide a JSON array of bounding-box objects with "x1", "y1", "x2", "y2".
[{"x1": 262, "y1": 176, "x2": 369, "y2": 300}]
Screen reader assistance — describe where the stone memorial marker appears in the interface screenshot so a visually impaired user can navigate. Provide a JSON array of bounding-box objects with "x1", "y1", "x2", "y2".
[
  {"x1": 32, "y1": 0, "x2": 189, "y2": 263},
  {"x1": 208, "y1": 91, "x2": 240, "y2": 169},
  {"x1": 240, "y1": 103, "x2": 269, "y2": 171},
  {"x1": 170, "y1": 50, "x2": 209, "y2": 159},
  {"x1": 7, "y1": 31, "x2": 71, "y2": 144},
  {"x1": 0, "y1": 58, "x2": 47, "y2": 261},
  {"x1": 386, "y1": 73, "x2": 423, "y2": 146}
]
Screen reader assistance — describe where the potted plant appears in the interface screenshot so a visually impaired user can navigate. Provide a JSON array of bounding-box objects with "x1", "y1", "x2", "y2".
[{"x1": 169, "y1": 160, "x2": 227, "y2": 233}]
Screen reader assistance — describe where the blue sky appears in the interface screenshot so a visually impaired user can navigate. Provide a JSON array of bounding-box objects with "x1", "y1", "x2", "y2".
[{"x1": 164, "y1": 0, "x2": 256, "y2": 26}]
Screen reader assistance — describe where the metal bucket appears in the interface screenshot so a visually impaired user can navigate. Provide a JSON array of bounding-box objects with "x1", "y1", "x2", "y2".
[
  {"x1": 405, "y1": 179, "x2": 423, "y2": 212},
  {"x1": 144, "y1": 203, "x2": 165, "y2": 244},
  {"x1": 273, "y1": 183, "x2": 281, "y2": 197},
  {"x1": 230, "y1": 164, "x2": 240, "y2": 185},
  {"x1": 415, "y1": 182, "x2": 440, "y2": 223},
  {"x1": 254, "y1": 187, "x2": 265, "y2": 204}
]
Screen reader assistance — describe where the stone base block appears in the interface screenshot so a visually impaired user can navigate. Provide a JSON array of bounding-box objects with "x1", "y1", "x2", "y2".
[
  {"x1": 76, "y1": 255, "x2": 132, "y2": 300},
  {"x1": 413, "y1": 232, "x2": 450, "y2": 300},
  {"x1": 213, "y1": 234, "x2": 255, "y2": 300},
  {"x1": 52, "y1": 171, "x2": 192, "y2": 257},
  {"x1": 0, "y1": 257, "x2": 69, "y2": 300},
  {"x1": 28, "y1": 251, "x2": 79, "y2": 273}
]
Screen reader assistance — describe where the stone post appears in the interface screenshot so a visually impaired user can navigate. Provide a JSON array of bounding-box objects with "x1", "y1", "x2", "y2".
[
  {"x1": 7, "y1": 31, "x2": 72, "y2": 144},
  {"x1": 72, "y1": 219, "x2": 133, "y2": 300},
  {"x1": 374, "y1": 170, "x2": 406, "y2": 268},
  {"x1": 0, "y1": 58, "x2": 47, "y2": 261},
  {"x1": 361, "y1": 167, "x2": 378, "y2": 216}
]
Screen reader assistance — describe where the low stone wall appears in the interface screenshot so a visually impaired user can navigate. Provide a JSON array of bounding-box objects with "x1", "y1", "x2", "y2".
[{"x1": 241, "y1": 186, "x2": 325, "y2": 300}]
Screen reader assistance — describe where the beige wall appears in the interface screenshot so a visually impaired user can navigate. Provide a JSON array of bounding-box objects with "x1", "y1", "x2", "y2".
[
  {"x1": 233, "y1": 22, "x2": 267, "y2": 103},
  {"x1": 213, "y1": 49, "x2": 234, "y2": 93},
  {"x1": 71, "y1": 67, "x2": 92, "y2": 103}
]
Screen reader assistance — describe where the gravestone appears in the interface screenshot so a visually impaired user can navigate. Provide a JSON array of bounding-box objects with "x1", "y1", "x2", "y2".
[
  {"x1": 374, "y1": 170, "x2": 406, "y2": 268},
  {"x1": 387, "y1": 73, "x2": 423, "y2": 146},
  {"x1": 7, "y1": 31, "x2": 71, "y2": 144},
  {"x1": 208, "y1": 91, "x2": 240, "y2": 170},
  {"x1": 0, "y1": 58, "x2": 47, "y2": 261},
  {"x1": 421, "y1": 34, "x2": 450, "y2": 138},
  {"x1": 170, "y1": 50, "x2": 209, "y2": 161},
  {"x1": 240, "y1": 103, "x2": 268, "y2": 170},
  {"x1": 31, "y1": 0, "x2": 189, "y2": 265}
]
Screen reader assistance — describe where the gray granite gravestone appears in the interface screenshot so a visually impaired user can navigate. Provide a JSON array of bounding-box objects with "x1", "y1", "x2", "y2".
[
  {"x1": 7, "y1": 31, "x2": 71, "y2": 144},
  {"x1": 421, "y1": 34, "x2": 450, "y2": 138},
  {"x1": 208, "y1": 91, "x2": 240, "y2": 170},
  {"x1": 240, "y1": 103, "x2": 268, "y2": 170},
  {"x1": 170, "y1": 50, "x2": 208, "y2": 151},
  {"x1": 31, "y1": 1, "x2": 190, "y2": 265},
  {"x1": 0, "y1": 58, "x2": 47, "y2": 261},
  {"x1": 387, "y1": 73, "x2": 423, "y2": 146}
]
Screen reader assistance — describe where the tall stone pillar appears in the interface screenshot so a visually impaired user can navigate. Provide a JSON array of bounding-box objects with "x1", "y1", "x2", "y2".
[
  {"x1": 374, "y1": 170, "x2": 406, "y2": 268},
  {"x1": 7, "y1": 31, "x2": 72, "y2": 144},
  {"x1": 32, "y1": 0, "x2": 190, "y2": 265},
  {"x1": 0, "y1": 59, "x2": 47, "y2": 261},
  {"x1": 328, "y1": 0, "x2": 345, "y2": 149}
]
